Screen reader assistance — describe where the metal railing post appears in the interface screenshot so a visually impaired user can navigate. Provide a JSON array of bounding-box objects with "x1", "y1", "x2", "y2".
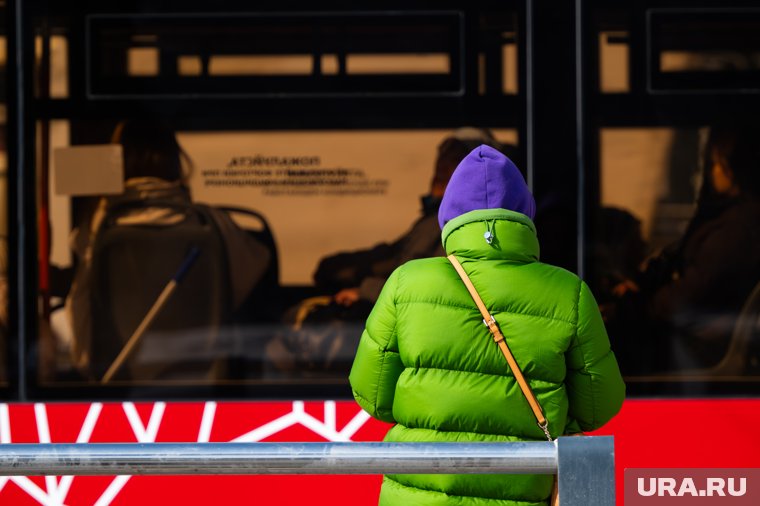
[
  {"x1": 0, "y1": 442, "x2": 557, "y2": 476},
  {"x1": 0, "y1": 437, "x2": 616, "y2": 504},
  {"x1": 557, "y1": 436, "x2": 615, "y2": 506}
]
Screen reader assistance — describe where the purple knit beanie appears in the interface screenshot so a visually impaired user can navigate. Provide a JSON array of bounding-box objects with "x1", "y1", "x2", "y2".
[{"x1": 438, "y1": 144, "x2": 535, "y2": 229}]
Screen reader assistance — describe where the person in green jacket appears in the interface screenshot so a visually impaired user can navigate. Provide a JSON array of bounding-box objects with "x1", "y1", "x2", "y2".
[{"x1": 349, "y1": 144, "x2": 625, "y2": 505}]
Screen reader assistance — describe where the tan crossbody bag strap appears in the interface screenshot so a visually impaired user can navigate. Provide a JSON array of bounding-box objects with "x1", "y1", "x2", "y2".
[{"x1": 448, "y1": 254, "x2": 552, "y2": 442}]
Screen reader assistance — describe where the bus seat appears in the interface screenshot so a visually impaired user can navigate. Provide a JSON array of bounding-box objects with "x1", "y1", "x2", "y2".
[
  {"x1": 89, "y1": 201, "x2": 232, "y2": 382},
  {"x1": 217, "y1": 205, "x2": 280, "y2": 305}
]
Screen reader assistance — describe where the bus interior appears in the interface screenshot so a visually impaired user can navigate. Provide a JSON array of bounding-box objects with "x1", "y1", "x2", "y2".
[{"x1": 2, "y1": 0, "x2": 760, "y2": 402}]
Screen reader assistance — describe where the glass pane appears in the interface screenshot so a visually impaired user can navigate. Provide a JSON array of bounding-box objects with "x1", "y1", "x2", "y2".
[
  {"x1": 648, "y1": 9, "x2": 760, "y2": 92},
  {"x1": 44, "y1": 125, "x2": 517, "y2": 387},
  {"x1": 87, "y1": 13, "x2": 464, "y2": 97},
  {"x1": 595, "y1": 126, "x2": 760, "y2": 393}
]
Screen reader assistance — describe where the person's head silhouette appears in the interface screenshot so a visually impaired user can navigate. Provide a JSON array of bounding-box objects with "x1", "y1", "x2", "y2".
[{"x1": 111, "y1": 120, "x2": 190, "y2": 184}]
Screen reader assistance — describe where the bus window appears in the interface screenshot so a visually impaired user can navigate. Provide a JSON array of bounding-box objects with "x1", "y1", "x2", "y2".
[
  {"x1": 597, "y1": 124, "x2": 760, "y2": 393},
  {"x1": 43, "y1": 125, "x2": 517, "y2": 390},
  {"x1": 19, "y1": 4, "x2": 523, "y2": 398},
  {"x1": 595, "y1": 127, "x2": 699, "y2": 375},
  {"x1": 589, "y1": 6, "x2": 760, "y2": 395}
]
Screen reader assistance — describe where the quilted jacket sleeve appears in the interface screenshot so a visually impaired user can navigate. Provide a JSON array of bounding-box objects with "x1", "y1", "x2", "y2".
[
  {"x1": 349, "y1": 268, "x2": 405, "y2": 423},
  {"x1": 565, "y1": 281, "x2": 625, "y2": 431}
]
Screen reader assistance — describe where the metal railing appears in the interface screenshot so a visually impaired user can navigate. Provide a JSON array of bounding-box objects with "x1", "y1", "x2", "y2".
[{"x1": 0, "y1": 436, "x2": 614, "y2": 506}]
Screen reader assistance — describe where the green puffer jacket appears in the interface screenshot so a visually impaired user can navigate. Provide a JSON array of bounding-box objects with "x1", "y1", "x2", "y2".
[{"x1": 349, "y1": 209, "x2": 625, "y2": 506}]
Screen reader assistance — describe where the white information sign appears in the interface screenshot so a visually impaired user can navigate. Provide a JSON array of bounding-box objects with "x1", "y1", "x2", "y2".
[{"x1": 179, "y1": 130, "x2": 515, "y2": 285}]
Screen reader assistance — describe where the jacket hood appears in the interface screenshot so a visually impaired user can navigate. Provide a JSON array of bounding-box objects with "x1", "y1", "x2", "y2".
[
  {"x1": 438, "y1": 144, "x2": 535, "y2": 229},
  {"x1": 441, "y1": 208, "x2": 539, "y2": 263}
]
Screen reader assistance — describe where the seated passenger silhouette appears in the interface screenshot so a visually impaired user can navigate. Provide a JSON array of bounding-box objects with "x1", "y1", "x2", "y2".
[
  {"x1": 640, "y1": 122, "x2": 760, "y2": 372},
  {"x1": 314, "y1": 128, "x2": 512, "y2": 307},
  {"x1": 594, "y1": 207, "x2": 648, "y2": 301},
  {"x1": 267, "y1": 129, "x2": 513, "y2": 375},
  {"x1": 593, "y1": 207, "x2": 651, "y2": 375},
  {"x1": 64, "y1": 120, "x2": 272, "y2": 380}
]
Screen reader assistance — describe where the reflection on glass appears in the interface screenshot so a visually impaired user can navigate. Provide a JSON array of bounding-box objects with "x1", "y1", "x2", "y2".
[
  {"x1": 43, "y1": 126, "x2": 518, "y2": 386},
  {"x1": 597, "y1": 126, "x2": 760, "y2": 386}
]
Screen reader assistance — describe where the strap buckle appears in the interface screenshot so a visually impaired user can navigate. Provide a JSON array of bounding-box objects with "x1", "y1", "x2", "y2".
[{"x1": 483, "y1": 315, "x2": 503, "y2": 342}]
